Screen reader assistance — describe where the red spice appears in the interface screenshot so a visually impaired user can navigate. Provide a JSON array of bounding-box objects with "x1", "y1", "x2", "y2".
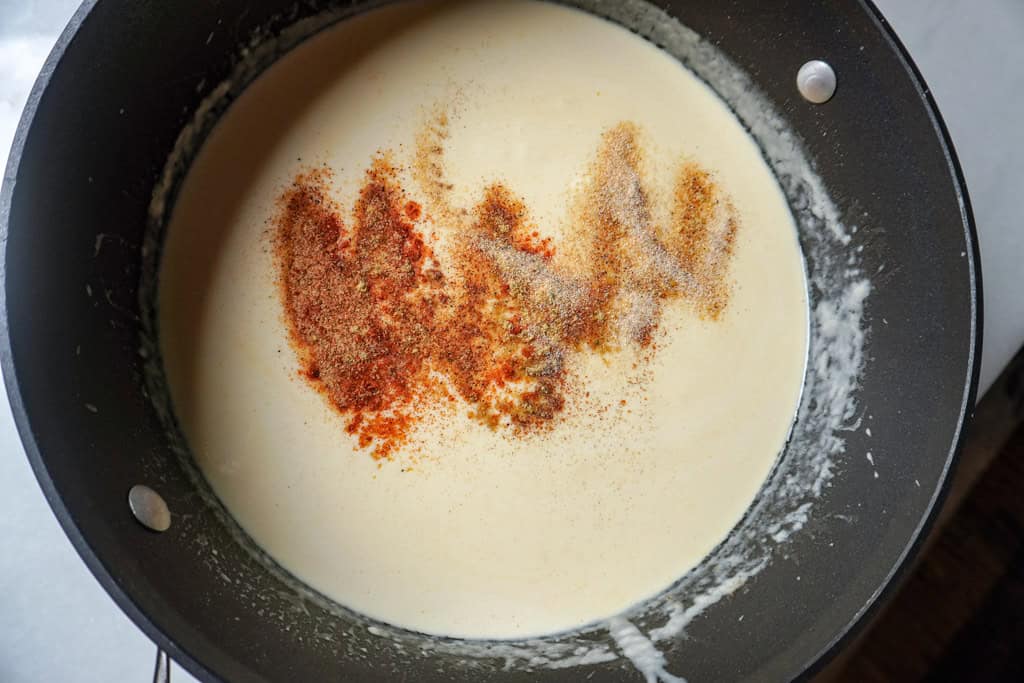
[
  {"x1": 404, "y1": 200, "x2": 422, "y2": 221},
  {"x1": 273, "y1": 119, "x2": 737, "y2": 460},
  {"x1": 275, "y1": 161, "x2": 443, "y2": 459}
]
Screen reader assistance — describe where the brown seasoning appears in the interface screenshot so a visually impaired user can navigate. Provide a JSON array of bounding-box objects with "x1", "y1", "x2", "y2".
[{"x1": 274, "y1": 117, "x2": 738, "y2": 460}]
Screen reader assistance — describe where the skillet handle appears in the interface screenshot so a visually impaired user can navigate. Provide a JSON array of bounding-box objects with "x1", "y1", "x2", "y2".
[{"x1": 153, "y1": 647, "x2": 170, "y2": 683}]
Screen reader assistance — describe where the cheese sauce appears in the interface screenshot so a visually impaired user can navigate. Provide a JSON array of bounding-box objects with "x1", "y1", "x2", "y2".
[{"x1": 159, "y1": 0, "x2": 808, "y2": 639}]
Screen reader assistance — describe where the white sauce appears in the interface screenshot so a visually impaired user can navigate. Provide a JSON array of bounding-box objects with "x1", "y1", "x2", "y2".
[{"x1": 157, "y1": 0, "x2": 808, "y2": 641}]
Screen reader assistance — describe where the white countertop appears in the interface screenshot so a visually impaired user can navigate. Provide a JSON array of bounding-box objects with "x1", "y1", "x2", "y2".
[{"x1": 1, "y1": 1, "x2": 1020, "y2": 681}]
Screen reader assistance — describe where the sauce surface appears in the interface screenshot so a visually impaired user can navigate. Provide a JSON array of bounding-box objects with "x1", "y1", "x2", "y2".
[{"x1": 159, "y1": 0, "x2": 809, "y2": 639}]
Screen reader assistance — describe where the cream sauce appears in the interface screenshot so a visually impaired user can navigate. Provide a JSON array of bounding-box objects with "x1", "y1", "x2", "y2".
[{"x1": 159, "y1": 0, "x2": 808, "y2": 639}]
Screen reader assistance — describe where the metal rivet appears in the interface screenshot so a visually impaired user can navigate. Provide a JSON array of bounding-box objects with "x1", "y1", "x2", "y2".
[
  {"x1": 797, "y1": 60, "x2": 837, "y2": 104},
  {"x1": 129, "y1": 485, "x2": 171, "y2": 532}
]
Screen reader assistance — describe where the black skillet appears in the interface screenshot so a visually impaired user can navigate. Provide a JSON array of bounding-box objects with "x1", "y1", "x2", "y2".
[{"x1": 0, "y1": 0, "x2": 980, "y2": 681}]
